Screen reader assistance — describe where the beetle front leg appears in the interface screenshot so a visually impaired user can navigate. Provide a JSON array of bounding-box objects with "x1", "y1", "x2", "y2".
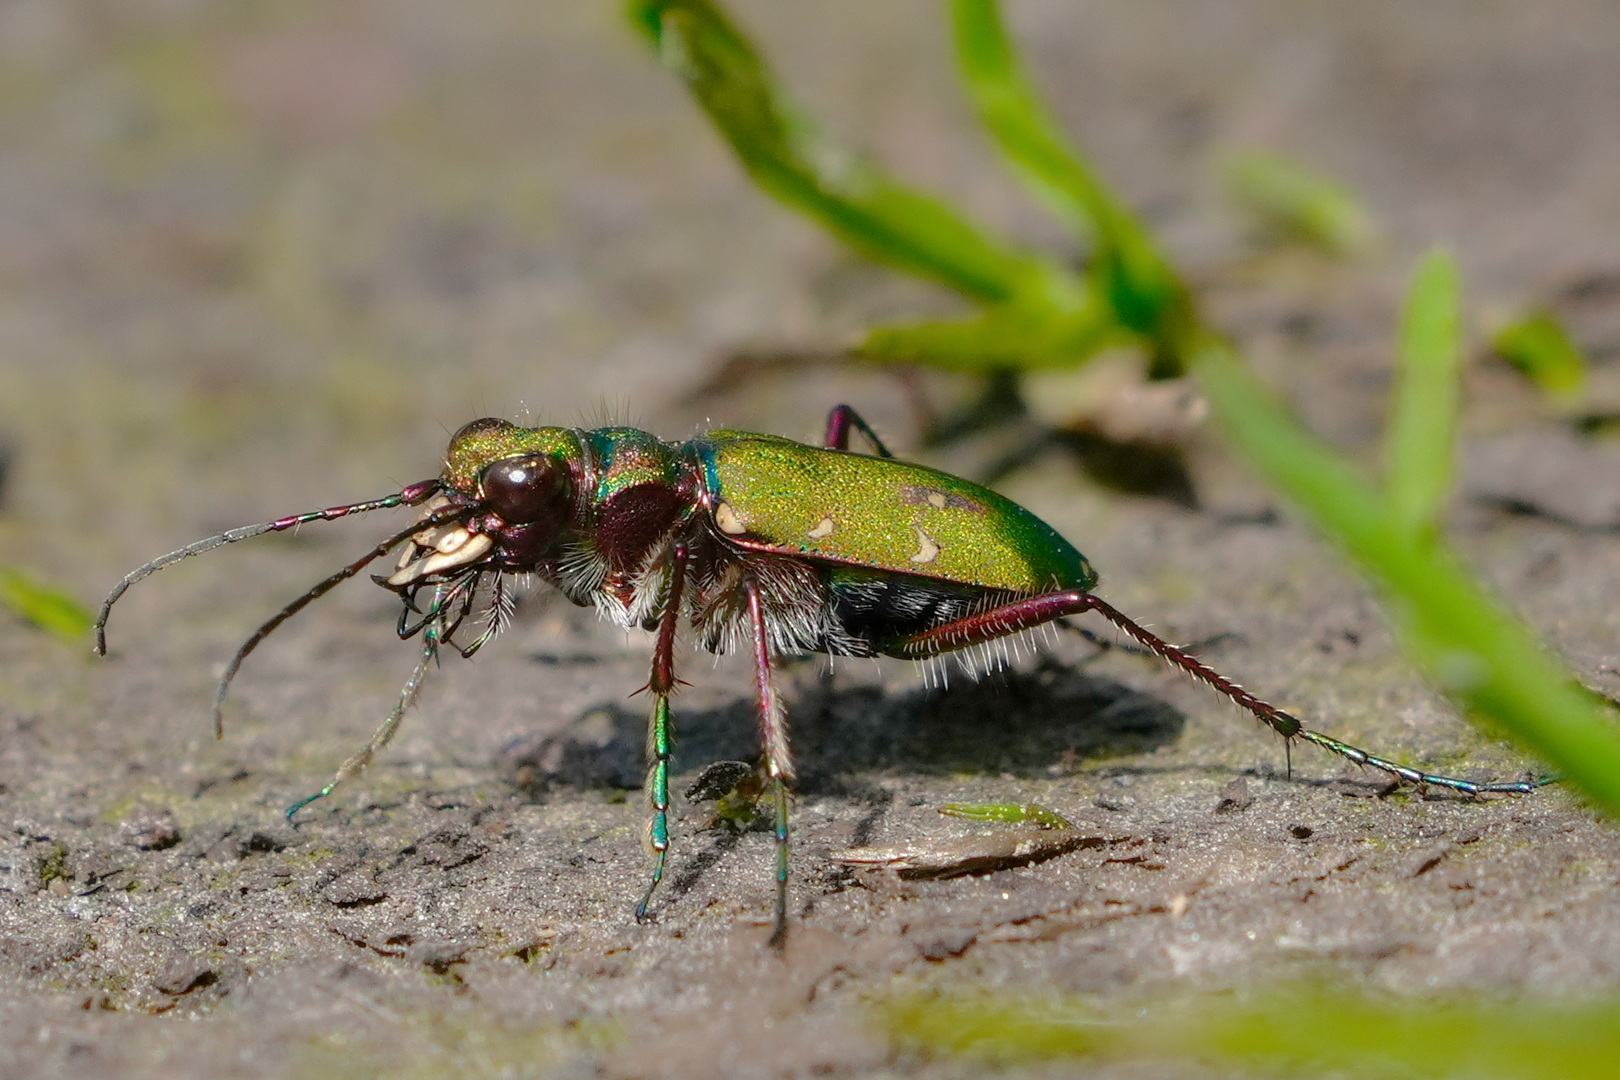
[
  {"x1": 742, "y1": 577, "x2": 794, "y2": 947},
  {"x1": 635, "y1": 543, "x2": 688, "y2": 924},
  {"x1": 286, "y1": 599, "x2": 445, "y2": 821},
  {"x1": 824, "y1": 404, "x2": 895, "y2": 458},
  {"x1": 888, "y1": 590, "x2": 1552, "y2": 797}
]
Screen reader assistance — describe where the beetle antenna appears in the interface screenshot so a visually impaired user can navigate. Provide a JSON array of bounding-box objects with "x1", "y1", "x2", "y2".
[
  {"x1": 210, "y1": 502, "x2": 469, "y2": 739},
  {"x1": 94, "y1": 479, "x2": 443, "y2": 655}
]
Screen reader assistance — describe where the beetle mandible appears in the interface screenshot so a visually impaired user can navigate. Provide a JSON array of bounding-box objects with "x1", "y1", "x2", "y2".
[{"x1": 95, "y1": 405, "x2": 1550, "y2": 942}]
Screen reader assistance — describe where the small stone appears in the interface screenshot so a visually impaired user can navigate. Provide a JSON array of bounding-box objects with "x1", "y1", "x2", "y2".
[
  {"x1": 321, "y1": 872, "x2": 387, "y2": 907},
  {"x1": 915, "y1": 929, "x2": 977, "y2": 961},
  {"x1": 1214, "y1": 778, "x2": 1253, "y2": 814},
  {"x1": 239, "y1": 827, "x2": 292, "y2": 854},
  {"x1": 410, "y1": 939, "x2": 471, "y2": 973},
  {"x1": 152, "y1": 956, "x2": 217, "y2": 996},
  {"x1": 120, "y1": 807, "x2": 181, "y2": 851}
]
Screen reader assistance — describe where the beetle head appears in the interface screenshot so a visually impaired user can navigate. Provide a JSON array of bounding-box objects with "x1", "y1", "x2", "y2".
[{"x1": 384, "y1": 418, "x2": 582, "y2": 589}]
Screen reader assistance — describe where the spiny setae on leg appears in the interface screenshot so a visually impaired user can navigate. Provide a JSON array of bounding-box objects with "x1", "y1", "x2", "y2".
[{"x1": 96, "y1": 405, "x2": 1554, "y2": 944}]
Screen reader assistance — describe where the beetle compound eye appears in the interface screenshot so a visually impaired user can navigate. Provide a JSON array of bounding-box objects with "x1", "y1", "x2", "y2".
[{"x1": 479, "y1": 454, "x2": 568, "y2": 524}]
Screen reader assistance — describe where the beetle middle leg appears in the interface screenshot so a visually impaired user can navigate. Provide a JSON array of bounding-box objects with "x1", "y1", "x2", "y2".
[
  {"x1": 743, "y1": 576, "x2": 794, "y2": 947},
  {"x1": 888, "y1": 589, "x2": 1552, "y2": 796},
  {"x1": 636, "y1": 544, "x2": 688, "y2": 923}
]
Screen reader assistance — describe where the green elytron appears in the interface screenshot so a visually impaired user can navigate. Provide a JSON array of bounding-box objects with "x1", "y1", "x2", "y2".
[{"x1": 94, "y1": 405, "x2": 1550, "y2": 943}]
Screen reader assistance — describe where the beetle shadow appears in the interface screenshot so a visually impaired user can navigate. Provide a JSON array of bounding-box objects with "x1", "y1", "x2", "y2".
[
  {"x1": 981, "y1": 428, "x2": 1199, "y2": 508},
  {"x1": 497, "y1": 657, "x2": 1184, "y2": 800},
  {"x1": 786, "y1": 658, "x2": 1185, "y2": 793}
]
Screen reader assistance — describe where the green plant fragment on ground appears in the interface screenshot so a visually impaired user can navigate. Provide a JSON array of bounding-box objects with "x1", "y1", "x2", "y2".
[
  {"x1": 856, "y1": 300, "x2": 1117, "y2": 371},
  {"x1": 938, "y1": 802, "x2": 1073, "y2": 828},
  {"x1": 1493, "y1": 309, "x2": 1589, "y2": 399},
  {"x1": 882, "y1": 982, "x2": 1620, "y2": 1078}
]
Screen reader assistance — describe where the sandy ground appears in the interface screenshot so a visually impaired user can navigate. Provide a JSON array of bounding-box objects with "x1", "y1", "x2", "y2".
[{"x1": 2, "y1": 2, "x2": 1619, "y2": 1077}]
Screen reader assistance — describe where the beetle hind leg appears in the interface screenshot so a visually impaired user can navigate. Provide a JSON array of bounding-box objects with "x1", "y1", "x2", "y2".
[
  {"x1": 824, "y1": 404, "x2": 895, "y2": 457},
  {"x1": 743, "y1": 577, "x2": 794, "y2": 948},
  {"x1": 1057, "y1": 617, "x2": 1236, "y2": 662},
  {"x1": 887, "y1": 589, "x2": 1553, "y2": 797}
]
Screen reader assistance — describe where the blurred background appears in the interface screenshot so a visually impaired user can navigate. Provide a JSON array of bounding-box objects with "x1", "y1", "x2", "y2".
[
  {"x1": 4, "y1": 2, "x2": 1620, "y2": 1077},
  {"x1": 6, "y1": 0, "x2": 1619, "y2": 549}
]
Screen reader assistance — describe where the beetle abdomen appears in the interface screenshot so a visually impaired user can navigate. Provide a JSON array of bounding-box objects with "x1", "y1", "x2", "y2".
[{"x1": 821, "y1": 568, "x2": 1009, "y2": 658}]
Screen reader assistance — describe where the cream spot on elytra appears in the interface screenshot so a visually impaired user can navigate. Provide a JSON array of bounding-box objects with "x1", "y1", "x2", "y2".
[
  {"x1": 715, "y1": 501, "x2": 747, "y2": 535},
  {"x1": 909, "y1": 526, "x2": 941, "y2": 564},
  {"x1": 806, "y1": 516, "x2": 836, "y2": 539},
  {"x1": 900, "y1": 484, "x2": 986, "y2": 513}
]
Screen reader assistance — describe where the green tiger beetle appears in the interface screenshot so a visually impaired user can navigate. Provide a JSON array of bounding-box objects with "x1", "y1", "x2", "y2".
[{"x1": 95, "y1": 405, "x2": 1551, "y2": 942}]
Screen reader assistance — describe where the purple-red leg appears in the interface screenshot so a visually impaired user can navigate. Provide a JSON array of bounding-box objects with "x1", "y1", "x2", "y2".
[
  {"x1": 889, "y1": 589, "x2": 1552, "y2": 797},
  {"x1": 824, "y1": 404, "x2": 895, "y2": 458},
  {"x1": 743, "y1": 577, "x2": 794, "y2": 946}
]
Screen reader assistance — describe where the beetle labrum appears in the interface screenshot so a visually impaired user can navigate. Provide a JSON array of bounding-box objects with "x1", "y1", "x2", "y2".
[{"x1": 95, "y1": 405, "x2": 1549, "y2": 940}]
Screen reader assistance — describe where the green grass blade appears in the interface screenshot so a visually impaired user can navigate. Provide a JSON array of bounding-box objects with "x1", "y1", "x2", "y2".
[
  {"x1": 949, "y1": 0, "x2": 1197, "y2": 373},
  {"x1": 1493, "y1": 309, "x2": 1588, "y2": 400},
  {"x1": 1386, "y1": 250, "x2": 1463, "y2": 543},
  {"x1": 857, "y1": 297, "x2": 1118, "y2": 371},
  {"x1": 1196, "y1": 343, "x2": 1620, "y2": 814},
  {"x1": 949, "y1": 0, "x2": 1111, "y2": 239},
  {"x1": 628, "y1": 0, "x2": 1058, "y2": 304},
  {"x1": 1221, "y1": 147, "x2": 1377, "y2": 256},
  {"x1": 0, "y1": 565, "x2": 93, "y2": 641}
]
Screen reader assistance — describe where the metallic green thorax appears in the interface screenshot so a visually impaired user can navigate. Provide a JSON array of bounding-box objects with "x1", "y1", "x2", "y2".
[
  {"x1": 698, "y1": 432, "x2": 1096, "y2": 594},
  {"x1": 585, "y1": 427, "x2": 689, "y2": 503},
  {"x1": 442, "y1": 422, "x2": 583, "y2": 493}
]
